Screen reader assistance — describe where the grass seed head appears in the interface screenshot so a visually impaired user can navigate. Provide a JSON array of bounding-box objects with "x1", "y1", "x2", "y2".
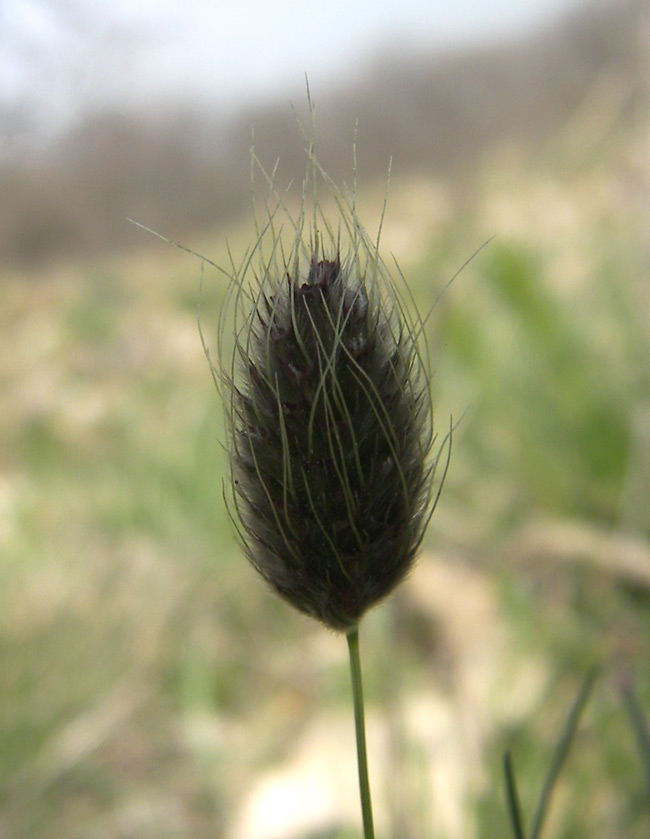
[{"x1": 214, "y1": 148, "x2": 447, "y2": 631}]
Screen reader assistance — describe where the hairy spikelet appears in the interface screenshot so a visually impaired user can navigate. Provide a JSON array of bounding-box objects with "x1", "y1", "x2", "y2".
[{"x1": 212, "y1": 146, "x2": 449, "y2": 631}]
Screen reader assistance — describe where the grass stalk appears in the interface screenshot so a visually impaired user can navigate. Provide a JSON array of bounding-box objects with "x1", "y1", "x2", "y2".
[{"x1": 347, "y1": 624, "x2": 376, "y2": 839}]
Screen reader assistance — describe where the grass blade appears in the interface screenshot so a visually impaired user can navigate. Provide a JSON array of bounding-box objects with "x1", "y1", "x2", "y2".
[
  {"x1": 530, "y1": 668, "x2": 597, "y2": 839},
  {"x1": 504, "y1": 750, "x2": 528, "y2": 839},
  {"x1": 621, "y1": 681, "x2": 650, "y2": 808}
]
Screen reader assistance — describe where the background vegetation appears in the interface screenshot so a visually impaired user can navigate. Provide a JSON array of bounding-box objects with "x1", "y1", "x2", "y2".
[{"x1": 1, "y1": 1, "x2": 649, "y2": 837}]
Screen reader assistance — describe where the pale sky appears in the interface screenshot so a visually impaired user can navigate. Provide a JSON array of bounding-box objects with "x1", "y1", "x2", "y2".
[{"x1": 2, "y1": 0, "x2": 583, "y2": 135}]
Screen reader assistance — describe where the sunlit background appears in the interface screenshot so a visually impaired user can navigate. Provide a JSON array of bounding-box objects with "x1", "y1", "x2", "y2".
[{"x1": 2, "y1": 0, "x2": 649, "y2": 837}]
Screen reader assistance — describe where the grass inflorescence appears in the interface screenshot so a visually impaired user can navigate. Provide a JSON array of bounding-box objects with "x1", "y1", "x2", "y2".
[{"x1": 211, "y1": 140, "x2": 449, "y2": 631}]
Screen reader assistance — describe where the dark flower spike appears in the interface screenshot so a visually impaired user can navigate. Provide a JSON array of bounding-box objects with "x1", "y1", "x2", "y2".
[{"x1": 215, "y1": 143, "x2": 450, "y2": 632}]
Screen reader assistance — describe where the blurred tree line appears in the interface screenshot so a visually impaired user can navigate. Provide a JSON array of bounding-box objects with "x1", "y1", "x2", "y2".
[{"x1": 0, "y1": 0, "x2": 646, "y2": 268}]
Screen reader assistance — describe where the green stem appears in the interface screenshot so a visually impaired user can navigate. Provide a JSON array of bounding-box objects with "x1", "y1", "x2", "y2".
[{"x1": 346, "y1": 624, "x2": 376, "y2": 839}]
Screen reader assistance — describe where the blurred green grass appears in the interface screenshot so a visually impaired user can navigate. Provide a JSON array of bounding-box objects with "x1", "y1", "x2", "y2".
[{"x1": 1, "y1": 132, "x2": 649, "y2": 838}]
